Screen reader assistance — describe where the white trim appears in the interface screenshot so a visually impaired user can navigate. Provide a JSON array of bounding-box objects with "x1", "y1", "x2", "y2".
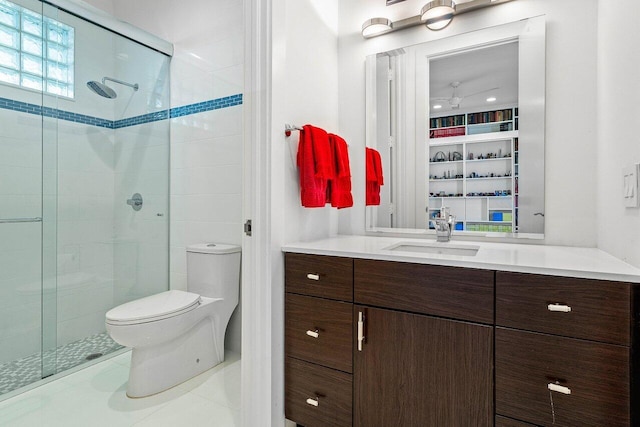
[
  {"x1": 43, "y1": 0, "x2": 173, "y2": 56},
  {"x1": 242, "y1": 0, "x2": 277, "y2": 425}
]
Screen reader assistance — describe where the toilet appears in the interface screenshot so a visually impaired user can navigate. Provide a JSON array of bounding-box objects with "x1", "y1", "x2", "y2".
[{"x1": 105, "y1": 243, "x2": 240, "y2": 398}]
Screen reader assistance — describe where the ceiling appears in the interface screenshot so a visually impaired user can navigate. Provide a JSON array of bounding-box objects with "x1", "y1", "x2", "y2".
[{"x1": 429, "y1": 41, "x2": 519, "y2": 114}]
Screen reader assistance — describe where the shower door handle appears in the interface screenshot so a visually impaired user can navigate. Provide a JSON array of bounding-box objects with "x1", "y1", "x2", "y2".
[{"x1": 0, "y1": 217, "x2": 42, "y2": 223}]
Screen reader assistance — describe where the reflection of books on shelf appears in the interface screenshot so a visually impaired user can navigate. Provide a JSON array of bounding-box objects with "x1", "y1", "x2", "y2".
[
  {"x1": 430, "y1": 127, "x2": 466, "y2": 138},
  {"x1": 467, "y1": 109, "x2": 513, "y2": 124},
  {"x1": 430, "y1": 114, "x2": 465, "y2": 128}
]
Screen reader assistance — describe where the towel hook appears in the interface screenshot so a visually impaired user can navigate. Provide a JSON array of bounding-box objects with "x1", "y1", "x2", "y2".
[{"x1": 285, "y1": 124, "x2": 303, "y2": 137}]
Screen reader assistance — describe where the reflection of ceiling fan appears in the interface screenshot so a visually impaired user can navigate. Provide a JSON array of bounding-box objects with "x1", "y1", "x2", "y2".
[{"x1": 432, "y1": 81, "x2": 498, "y2": 109}]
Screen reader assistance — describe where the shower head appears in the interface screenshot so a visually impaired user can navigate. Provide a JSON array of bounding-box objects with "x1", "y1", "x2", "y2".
[
  {"x1": 87, "y1": 77, "x2": 139, "y2": 99},
  {"x1": 87, "y1": 81, "x2": 117, "y2": 99}
]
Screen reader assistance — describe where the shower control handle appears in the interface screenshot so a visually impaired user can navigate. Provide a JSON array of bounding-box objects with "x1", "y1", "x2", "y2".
[{"x1": 127, "y1": 193, "x2": 143, "y2": 211}]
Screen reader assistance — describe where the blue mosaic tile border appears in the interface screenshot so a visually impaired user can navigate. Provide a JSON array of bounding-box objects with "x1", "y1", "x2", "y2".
[
  {"x1": 42, "y1": 106, "x2": 114, "y2": 129},
  {"x1": 169, "y1": 94, "x2": 243, "y2": 119},
  {"x1": 113, "y1": 110, "x2": 169, "y2": 129},
  {"x1": 0, "y1": 93, "x2": 243, "y2": 129}
]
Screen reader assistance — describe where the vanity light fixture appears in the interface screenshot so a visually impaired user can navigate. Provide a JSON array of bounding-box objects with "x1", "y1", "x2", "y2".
[
  {"x1": 421, "y1": 0, "x2": 456, "y2": 31},
  {"x1": 362, "y1": 17, "x2": 393, "y2": 38},
  {"x1": 361, "y1": 0, "x2": 515, "y2": 39}
]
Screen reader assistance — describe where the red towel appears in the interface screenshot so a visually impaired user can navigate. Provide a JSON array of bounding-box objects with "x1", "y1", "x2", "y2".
[
  {"x1": 366, "y1": 147, "x2": 384, "y2": 206},
  {"x1": 328, "y1": 134, "x2": 353, "y2": 209},
  {"x1": 297, "y1": 125, "x2": 334, "y2": 207}
]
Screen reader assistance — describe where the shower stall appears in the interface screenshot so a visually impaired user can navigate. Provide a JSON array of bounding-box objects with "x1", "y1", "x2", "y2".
[{"x1": 0, "y1": 0, "x2": 170, "y2": 397}]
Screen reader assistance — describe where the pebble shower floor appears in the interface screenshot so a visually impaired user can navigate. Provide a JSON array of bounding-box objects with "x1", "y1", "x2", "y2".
[{"x1": 0, "y1": 332, "x2": 122, "y2": 395}]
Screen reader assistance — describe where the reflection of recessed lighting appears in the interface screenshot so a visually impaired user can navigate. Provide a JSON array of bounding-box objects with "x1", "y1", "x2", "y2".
[
  {"x1": 433, "y1": 104, "x2": 442, "y2": 109},
  {"x1": 486, "y1": 97, "x2": 497, "y2": 102}
]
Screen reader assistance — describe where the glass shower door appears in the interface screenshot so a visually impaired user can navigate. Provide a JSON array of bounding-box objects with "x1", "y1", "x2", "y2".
[
  {"x1": 1, "y1": 0, "x2": 170, "y2": 398},
  {"x1": 0, "y1": 0, "x2": 47, "y2": 394}
]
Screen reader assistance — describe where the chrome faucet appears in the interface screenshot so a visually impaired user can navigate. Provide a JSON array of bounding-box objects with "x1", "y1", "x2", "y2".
[{"x1": 433, "y1": 206, "x2": 455, "y2": 242}]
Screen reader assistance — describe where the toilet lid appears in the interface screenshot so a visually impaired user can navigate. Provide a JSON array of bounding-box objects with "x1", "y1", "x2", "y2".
[{"x1": 106, "y1": 290, "x2": 201, "y2": 325}]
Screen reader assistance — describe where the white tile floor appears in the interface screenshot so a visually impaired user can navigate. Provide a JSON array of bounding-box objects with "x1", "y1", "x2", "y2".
[{"x1": 0, "y1": 351, "x2": 241, "y2": 427}]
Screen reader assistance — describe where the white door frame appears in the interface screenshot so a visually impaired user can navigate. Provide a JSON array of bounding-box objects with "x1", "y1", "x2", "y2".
[{"x1": 242, "y1": 0, "x2": 283, "y2": 426}]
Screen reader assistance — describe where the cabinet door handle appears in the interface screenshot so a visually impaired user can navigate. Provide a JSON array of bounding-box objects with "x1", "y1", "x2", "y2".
[
  {"x1": 306, "y1": 397, "x2": 319, "y2": 407},
  {"x1": 548, "y1": 383, "x2": 571, "y2": 395},
  {"x1": 357, "y1": 311, "x2": 365, "y2": 351},
  {"x1": 306, "y1": 329, "x2": 319, "y2": 338},
  {"x1": 306, "y1": 273, "x2": 320, "y2": 281},
  {"x1": 548, "y1": 303, "x2": 572, "y2": 313}
]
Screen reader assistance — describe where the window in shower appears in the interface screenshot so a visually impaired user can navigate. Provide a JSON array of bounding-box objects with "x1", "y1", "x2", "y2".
[{"x1": 0, "y1": 0, "x2": 74, "y2": 97}]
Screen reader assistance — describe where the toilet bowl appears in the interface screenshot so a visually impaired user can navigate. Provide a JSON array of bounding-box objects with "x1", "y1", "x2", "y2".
[{"x1": 105, "y1": 243, "x2": 240, "y2": 398}]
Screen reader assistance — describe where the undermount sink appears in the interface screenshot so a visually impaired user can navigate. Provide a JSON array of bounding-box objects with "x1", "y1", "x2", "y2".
[{"x1": 383, "y1": 242, "x2": 480, "y2": 257}]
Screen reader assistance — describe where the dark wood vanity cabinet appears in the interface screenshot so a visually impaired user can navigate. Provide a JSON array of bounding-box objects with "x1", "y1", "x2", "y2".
[
  {"x1": 284, "y1": 253, "x2": 639, "y2": 427},
  {"x1": 285, "y1": 254, "x2": 494, "y2": 427}
]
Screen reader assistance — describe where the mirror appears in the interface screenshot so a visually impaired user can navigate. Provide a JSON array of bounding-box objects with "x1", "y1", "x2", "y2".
[{"x1": 365, "y1": 16, "x2": 545, "y2": 239}]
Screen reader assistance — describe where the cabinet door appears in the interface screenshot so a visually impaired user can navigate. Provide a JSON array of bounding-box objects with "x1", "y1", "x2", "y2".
[{"x1": 354, "y1": 306, "x2": 493, "y2": 427}]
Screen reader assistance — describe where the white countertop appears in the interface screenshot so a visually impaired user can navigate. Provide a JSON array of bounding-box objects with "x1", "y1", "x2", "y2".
[{"x1": 282, "y1": 235, "x2": 640, "y2": 283}]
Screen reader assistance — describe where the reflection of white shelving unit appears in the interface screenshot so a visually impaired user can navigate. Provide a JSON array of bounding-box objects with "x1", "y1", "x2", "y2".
[{"x1": 427, "y1": 131, "x2": 519, "y2": 233}]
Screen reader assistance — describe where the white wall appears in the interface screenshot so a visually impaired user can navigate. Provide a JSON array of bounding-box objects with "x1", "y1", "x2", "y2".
[
  {"x1": 110, "y1": 0, "x2": 245, "y2": 353},
  {"x1": 337, "y1": 0, "x2": 599, "y2": 248},
  {"x1": 596, "y1": 0, "x2": 640, "y2": 268},
  {"x1": 278, "y1": 0, "x2": 340, "y2": 245},
  {"x1": 270, "y1": 1, "x2": 339, "y2": 425}
]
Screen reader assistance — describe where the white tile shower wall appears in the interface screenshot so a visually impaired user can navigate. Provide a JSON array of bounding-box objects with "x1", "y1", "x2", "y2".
[
  {"x1": 0, "y1": 99, "x2": 43, "y2": 363},
  {"x1": 0, "y1": 109, "x2": 42, "y2": 219},
  {"x1": 0, "y1": 223, "x2": 42, "y2": 363},
  {"x1": 111, "y1": 0, "x2": 245, "y2": 353},
  {"x1": 113, "y1": 122, "x2": 169, "y2": 306},
  {"x1": 55, "y1": 120, "x2": 116, "y2": 347}
]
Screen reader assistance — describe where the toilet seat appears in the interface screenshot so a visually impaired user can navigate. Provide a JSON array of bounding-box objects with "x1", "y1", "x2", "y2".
[{"x1": 106, "y1": 290, "x2": 201, "y2": 326}]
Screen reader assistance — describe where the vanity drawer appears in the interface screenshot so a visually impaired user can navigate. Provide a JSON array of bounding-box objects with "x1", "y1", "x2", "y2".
[
  {"x1": 285, "y1": 253, "x2": 353, "y2": 301},
  {"x1": 496, "y1": 272, "x2": 631, "y2": 345},
  {"x1": 285, "y1": 293, "x2": 353, "y2": 373},
  {"x1": 496, "y1": 328, "x2": 630, "y2": 427},
  {"x1": 285, "y1": 357, "x2": 353, "y2": 427},
  {"x1": 354, "y1": 259, "x2": 494, "y2": 323}
]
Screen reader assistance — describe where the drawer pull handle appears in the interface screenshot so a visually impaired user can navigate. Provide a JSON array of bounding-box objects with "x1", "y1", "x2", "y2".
[
  {"x1": 548, "y1": 303, "x2": 572, "y2": 313},
  {"x1": 548, "y1": 383, "x2": 571, "y2": 395},
  {"x1": 306, "y1": 329, "x2": 319, "y2": 338},
  {"x1": 357, "y1": 311, "x2": 365, "y2": 351},
  {"x1": 307, "y1": 273, "x2": 320, "y2": 281},
  {"x1": 306, "y1": 397, "x2": 319, "y2": 407}
]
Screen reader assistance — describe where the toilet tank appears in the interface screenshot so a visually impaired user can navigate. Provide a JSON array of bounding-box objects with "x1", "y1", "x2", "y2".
[{"x1": 186, "y1": 243, "x2": 241, "y2": 304}]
